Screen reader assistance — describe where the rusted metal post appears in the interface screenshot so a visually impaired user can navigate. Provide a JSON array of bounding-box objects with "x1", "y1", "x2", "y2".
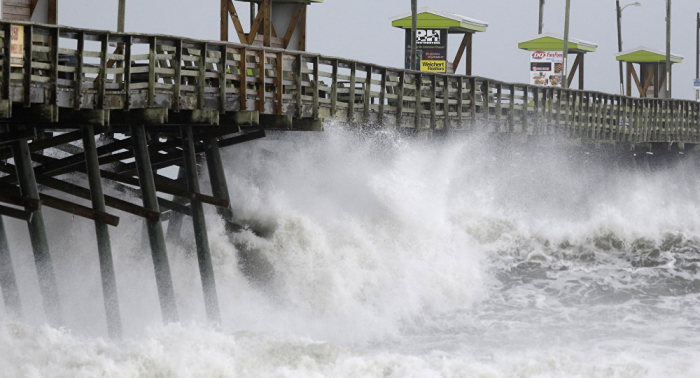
[
  {"x1": 130, "y1": 124, "x2": 179, "y2": 323},
  {"x1": 181, "y1": 126, "x2": 221, "y2": 326},
  {"x1": 82, "y1": 125, "x2": 122, "y2": 339},
  {"x1": 0, "y1": 216, "x2": 22, "y2": 319},
  {"x1": 12, "y1": 139, "x2": 63, "y2": 326}
]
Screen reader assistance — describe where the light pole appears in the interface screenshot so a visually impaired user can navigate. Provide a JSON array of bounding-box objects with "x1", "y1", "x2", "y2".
[
  {"x1": 665, "y1": 0, "x2": 671, "y2": 99},
  {"x1": 616, "y1": 1, "x2": 641, "y2": 95},
  {"x1": 538, "y1": 0, "x2": 545, "y2": 34},
  {"x1": 562, "y1": 0, "x2": 571, "y2": 89}
]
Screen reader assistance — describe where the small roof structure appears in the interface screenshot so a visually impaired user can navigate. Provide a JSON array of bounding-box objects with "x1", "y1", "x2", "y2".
[
  {"x1": 518, "y1": 33, "x2": 597, "y2": 54},
  {"x1": 390, "y1": 7, "x2": 488, "y2": 33},
  {"x1": 615, "y1": 47, "x2": 683, "y2": 64}
]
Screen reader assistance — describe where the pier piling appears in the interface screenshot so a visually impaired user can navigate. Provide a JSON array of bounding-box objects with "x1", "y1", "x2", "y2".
[
  {"x1": 181, "y1": 125, "x2": 221, "y2": 326},
  {"x1": 0, "y1": 216, "x2": 21, "y2": 319},
  {"x1": 82, "y1": 125, "x2": 122, "y2": 339},
  {"x1": 130, "y1": 124, "x2": 179, "y2": 323},
  {"x1": 11, "y1": 139, "x2": 63, "y2": 327}
]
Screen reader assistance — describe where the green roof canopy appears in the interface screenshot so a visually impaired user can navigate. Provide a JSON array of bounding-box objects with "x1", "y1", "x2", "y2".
[
  {"x1": 615, "y1": 47, "x2": 683, "y2": 64},
  {"x1": 390, "y1": 7, "x2": 488, "y2": 33},
  {"x1": 518, "y1": 33, "x2": 597, "y2": 54}
]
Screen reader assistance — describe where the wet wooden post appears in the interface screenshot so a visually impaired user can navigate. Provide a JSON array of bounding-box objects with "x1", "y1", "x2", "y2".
[
  {"x1": 0, "y1": 216, "x2": 22, "y2": 319},
  {"x1": 204, "y1": 139, "x2": 234, "y2": 223},
  {"x1": 130, "y1": 124, "x2": 179, "y2": 323},
  {"x1": 11, "y1": 139, "x2": 63, "y2": 326},
  {"x1": 82, "y1": 125, "x2": 122, "y2": 339},
  {"x1": 181, "y1": 126, "x2": 222, "y2": 326},
  {"x1": 165, "y1": 167, "x2": 188, "y2": 243}
]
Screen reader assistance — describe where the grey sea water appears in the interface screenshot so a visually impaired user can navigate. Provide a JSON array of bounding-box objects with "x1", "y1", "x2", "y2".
[{"x1": 1, "y1": 123, "x2": 700, "y2": 377}]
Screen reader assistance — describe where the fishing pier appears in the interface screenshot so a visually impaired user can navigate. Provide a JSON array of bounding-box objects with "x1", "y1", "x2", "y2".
[{"x1": 1, "y1": 2, "x2": 700, "y2": 339}]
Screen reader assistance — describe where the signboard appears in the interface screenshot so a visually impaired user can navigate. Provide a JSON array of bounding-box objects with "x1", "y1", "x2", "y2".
[
  {"x1": 529, "y1": 51, "x2": 563, "y2": 87},
  {"x1": 405, "y1": 29, "x2": 447, "y2": 73},
  {"x1": 10, "y1": 25, "x2": 24, "y2": 67}
]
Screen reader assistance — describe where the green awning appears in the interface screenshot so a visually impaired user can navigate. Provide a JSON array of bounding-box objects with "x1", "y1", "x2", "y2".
[
  {"x1": 518, "y1": 33, "x2": 597, "y2": 54},
  {"x1": 615, "y1": 47, "x2": 683, "y2": 64},
  {"x1": 390, "y1": 7, "x2": 488, "y2": 33}
]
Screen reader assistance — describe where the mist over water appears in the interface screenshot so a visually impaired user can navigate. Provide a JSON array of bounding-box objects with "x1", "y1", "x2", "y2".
[{"x1": 2, "y1": 121, "x2": 700, "y2": 377}]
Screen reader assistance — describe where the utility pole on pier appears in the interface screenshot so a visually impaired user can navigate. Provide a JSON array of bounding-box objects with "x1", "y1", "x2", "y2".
[
  {"x1": 665, "y1": 0, "x2": 671, "y2": 98},
  {"x1": 118, "y1": 0, "x2": 125, "y2": 32},
  {"x1": 561, "y1": 0, "x2": 571, "y2": 89},
  {"x1": 695, "y1": 12, "x2": 700, "y2": 101},
  {"x1": 538, "y1": 0, "x2": 545, "y2": 34},
  {"x1": 411, "y1": 0, "x2": 417, "y2": 70}
]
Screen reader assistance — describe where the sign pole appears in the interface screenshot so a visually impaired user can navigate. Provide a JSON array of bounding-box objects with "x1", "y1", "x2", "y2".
[
  {"x1": 562, "y1": 0, "x2": 571, "y2": 89},
  {"x1": 411, "y1": 0, "x2": 417, "y2": 70},
  {"x1": 665, "y1": 0, "x2": 671, "y2": 98},
  {"x1": 538, "y1": 0, "x2": 545, "y2": 34},
  {"x1": 696, "y1": 12, "x2": 699, "y2": 101},
  {"x1": 616, "y1": 0, "x2": 624, "y2": 95}
]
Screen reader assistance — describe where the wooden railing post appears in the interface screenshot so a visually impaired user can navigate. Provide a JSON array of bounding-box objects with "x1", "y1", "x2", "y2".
[
  {"x1": 312, "y1": 56, "x2": 319, "y2": 120},
  {"x1": 363, "y1": 65, "x2": 371, "y2": 122},
  {"x1": 378, "y1": 68, "x2": 386, "y2": 124},
  {"x1": 348, "y1": 61, "x2": 356, "y2": 123},
  {"x1": 276, "y1": 52, "x2": 284, "y2": 115},
  {"x1": 330, "y1": 59, "x2": 338, "y2": 118}
]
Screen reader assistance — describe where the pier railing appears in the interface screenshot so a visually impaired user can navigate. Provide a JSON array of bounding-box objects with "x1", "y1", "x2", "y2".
[{"x1": 1, "y1": 21, "x2": 699, "y2": 144}]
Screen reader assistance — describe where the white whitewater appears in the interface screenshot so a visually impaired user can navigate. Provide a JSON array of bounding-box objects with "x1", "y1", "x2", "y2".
[{"x1": 2, "y1": 122, "x2": 700, "y2": 377}]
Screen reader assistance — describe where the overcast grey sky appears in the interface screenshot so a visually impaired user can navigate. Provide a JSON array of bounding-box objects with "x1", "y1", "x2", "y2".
[{"x1": 60, "y1": 0, "x2": 699, "y2": 100}]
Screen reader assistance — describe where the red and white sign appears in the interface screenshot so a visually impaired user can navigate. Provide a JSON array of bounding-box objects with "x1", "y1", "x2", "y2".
[{"x1": 529, "y1": 51, "x2": 563, "y2": 87}]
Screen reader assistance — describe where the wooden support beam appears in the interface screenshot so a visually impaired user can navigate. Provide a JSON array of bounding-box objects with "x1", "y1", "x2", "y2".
[
  {"x1": 567, "y1": 54, "x2": 583, "y2": 89},
  {"x1": 452, "y1": 33, "x2": 470, "y2": 72},
  {"x1": 629, "y1": 64, "x2": 643, "y2": 97},
  {"x1": 0, "y1": 190, "x2": 41, "y2": 210},
  {"x1": 299, "y1": 5, "x2": 307, "y2": 51},
  {"x1": 283, "y1": 4, "x2": 305, "y2": 49},
  {"x1": 0, "y1": 204, "x2": 31, "y2": 221},
  {"x1": 48, "y1": 0, "x2": 57, "y2": 24},
  {"x1": 639, "y1": 69, "x2": 654, "y2": 98},
  {"x1": 247, "y1": 7, "x2": 265, "y2": 44},
  {"x1": 263, "y1": 0, "x2": 271, "y2": 47},
  {"x1": 221, "y1": 0, "x2": 229, "y2": 41},
  {"x1": 466, "y1": 33, "x2": 473, "y2": 76},
  {"x1": 0, "y1": 128, "x2": 37, "y2": 146},
  {"x1": 627, "y1": 62, "x2": 633, "y2": 97}
]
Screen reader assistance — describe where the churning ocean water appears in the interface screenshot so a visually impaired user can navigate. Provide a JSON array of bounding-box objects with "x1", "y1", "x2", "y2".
[{"x1": 2, "y1": 122, "x2": 700, "y2": 377}]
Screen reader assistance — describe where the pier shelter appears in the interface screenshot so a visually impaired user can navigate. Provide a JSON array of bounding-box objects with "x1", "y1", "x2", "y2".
[
  {"x1": 390, "y1": 7, "x2": 488, "y2": 74},
  {"x1": 221, "y1": 0, "x2": 321, "y2": 50},
  {"x1": 518, "y1": 33, "x2": 597, "y2": 89},
  {"x1": 615, "y1": 47, "x2": 683, "y2": 98}
]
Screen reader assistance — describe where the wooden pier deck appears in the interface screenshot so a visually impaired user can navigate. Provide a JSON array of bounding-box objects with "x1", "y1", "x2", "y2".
[{"x1": 1, "y1": 20, "x2": 700, "y2": 338}]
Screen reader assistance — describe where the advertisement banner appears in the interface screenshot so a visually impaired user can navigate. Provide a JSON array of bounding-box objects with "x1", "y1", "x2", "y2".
[
  {"x1": 529, "y1": 51, "x2": 563, "y2": 87},
  {"x1": 10, "y1": 25, "x2": 24, "y2": 67},
  {"x1": 405, "y1": 29, "x2": 447, "y2": 73}
]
